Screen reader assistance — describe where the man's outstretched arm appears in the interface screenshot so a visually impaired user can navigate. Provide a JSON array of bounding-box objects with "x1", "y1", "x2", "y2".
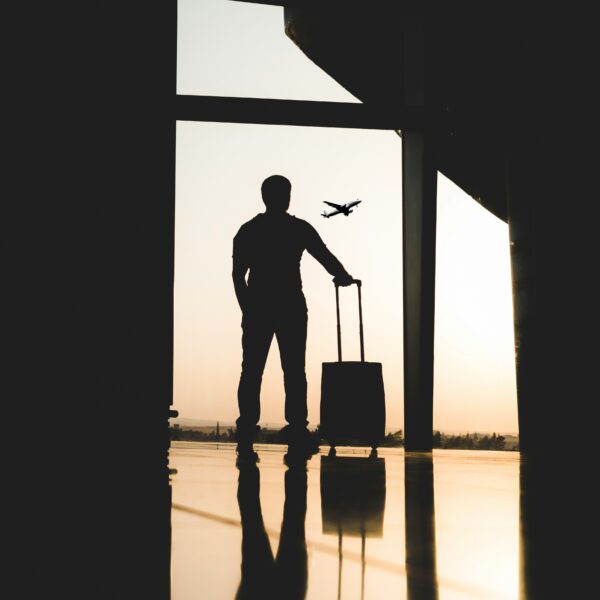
[{"x1": 305, "y1": 224, "x2": 354, "y2": 286}]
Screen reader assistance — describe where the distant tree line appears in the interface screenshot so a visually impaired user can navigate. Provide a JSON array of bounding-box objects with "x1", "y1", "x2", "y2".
[
  {"x1": 432, "y1": 431, "x2": 510, "y2": 450},
  {"x1": 169, "y1": 425, "x2": 297, "y2": 444},
  {"x1": 170, "y1": 425, "x2": 516, "y2": 450},
  {"x1": 169, "y1": 424, "x2": 236, "y2": 443}
]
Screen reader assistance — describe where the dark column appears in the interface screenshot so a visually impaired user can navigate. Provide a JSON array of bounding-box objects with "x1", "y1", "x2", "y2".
[
  {"x1": 506, "y1": 143, "x2": 538, "y2": 455},
  {"x1": 9, "y1": 4, "x2": 177, "y2": 597},
  {"x1": 508, "y1": 14, "x2": 597, "y2": 595},
  {"x1": 504, "y1": 13, "x2": 596, "y2": 456},
  {"x1": 402, "y1": 12, "x2": 437, "y2": 451},
  {"x1": 83, "y1": 6, "x2": 177, "y2": 595}
]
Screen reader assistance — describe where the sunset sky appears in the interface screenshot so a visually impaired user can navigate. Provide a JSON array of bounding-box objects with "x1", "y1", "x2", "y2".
[{"x1": 174, "y1": 0, "x2": 518, "y2": 433}]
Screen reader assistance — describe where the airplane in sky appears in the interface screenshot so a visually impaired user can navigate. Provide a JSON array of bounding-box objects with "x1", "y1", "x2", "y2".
[{"x1": 321, "y1": 199, "x2": 362, "y2": 218}]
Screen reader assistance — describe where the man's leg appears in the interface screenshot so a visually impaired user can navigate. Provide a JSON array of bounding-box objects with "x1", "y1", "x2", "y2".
[
  {"x1": 237, "y1": 314, "x2": 274, "y2": 446},
  {"x1": 276, "y1": 310, "x2": 309, "y2": 436}
]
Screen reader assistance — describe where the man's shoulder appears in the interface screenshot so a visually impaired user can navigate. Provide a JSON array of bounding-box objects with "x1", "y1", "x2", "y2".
[
  {"x1": 291, "y1": 216, "x2": 323, "y2": 245},
  {"x1": 288, "y1": 214, "x2": 316, "y2": 232},
  {"x1": 235, "y1": 214, "x2": 264, "y2": 237}
]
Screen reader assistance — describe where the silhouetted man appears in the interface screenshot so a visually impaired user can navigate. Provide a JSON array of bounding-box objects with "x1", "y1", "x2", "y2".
[{"x1": 233, "y1": 175, "x2": 354, "y2": 462}]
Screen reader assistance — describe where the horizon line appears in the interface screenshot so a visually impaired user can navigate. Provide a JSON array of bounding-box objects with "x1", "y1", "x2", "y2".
[{"x1": 171, "y1": 417, "x2": 519, "y2": 436}]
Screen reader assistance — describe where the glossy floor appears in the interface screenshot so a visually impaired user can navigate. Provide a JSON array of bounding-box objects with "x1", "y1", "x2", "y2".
[{"x1": 170, "y1": 444, "x2": 524, "y2": 600}]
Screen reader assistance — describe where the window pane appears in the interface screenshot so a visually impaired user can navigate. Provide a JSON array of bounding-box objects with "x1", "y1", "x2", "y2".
[
  {"x1": 174, "y1": 122, "x2": 401, "y2": 430},
  {"x1": 177, "y1": 0, "x2": 360, "y2": 102}
]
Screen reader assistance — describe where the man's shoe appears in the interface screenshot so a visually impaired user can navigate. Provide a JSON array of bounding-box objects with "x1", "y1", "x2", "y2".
[{"x1": 288, "y1": 429, "x2": 320, "y2": 458}]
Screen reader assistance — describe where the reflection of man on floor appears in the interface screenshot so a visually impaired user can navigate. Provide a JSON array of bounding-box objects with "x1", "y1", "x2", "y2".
[
  {"x1": 235, "y1": 460, "x2": 308, "y2": 600},
  {"x1": 233, "y1": 175, "x2": 354, "y2": 462}
]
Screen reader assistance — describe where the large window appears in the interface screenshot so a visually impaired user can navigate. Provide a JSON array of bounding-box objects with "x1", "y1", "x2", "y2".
[{"x1": 174, "y1": 122, "x2": 403, "y2": 429}]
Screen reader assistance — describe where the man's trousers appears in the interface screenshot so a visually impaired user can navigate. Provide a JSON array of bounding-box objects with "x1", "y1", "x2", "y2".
[{"x1": 236, "y1": 306, "x2": 308, "y2": 441}]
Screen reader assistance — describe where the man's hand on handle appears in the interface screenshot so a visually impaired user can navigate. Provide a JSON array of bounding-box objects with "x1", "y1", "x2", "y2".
[{"x1": 333, "y1": 273, "x2": 356, "y2": 287}]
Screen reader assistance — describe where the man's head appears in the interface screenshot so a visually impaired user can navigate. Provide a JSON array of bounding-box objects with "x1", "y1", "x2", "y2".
[{"x1": 261, "y1": 175, "x2": 291, "y2": 213}]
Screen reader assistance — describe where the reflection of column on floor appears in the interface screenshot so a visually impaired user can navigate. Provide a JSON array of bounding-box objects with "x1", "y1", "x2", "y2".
[
  {"x1": 519, "y1": 458, "x2": 594, "y2": 599},
  {"x1": 320, "y1": 455, "x2": 387, "y2": 600},
  {"x1": 404, "y1": 454, "x2": 438, "y2": 600},
  {"x1": 337, "y1": 528, "x2": 342, "y2": 600},
  {"x1": 361, "y1": 526, "x2": 366, "y2": 600}
]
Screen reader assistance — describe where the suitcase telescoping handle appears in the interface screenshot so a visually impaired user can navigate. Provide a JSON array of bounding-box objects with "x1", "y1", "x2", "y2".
[{"x1": 334, "y1": 279, "x2": 365, "y2": 363}]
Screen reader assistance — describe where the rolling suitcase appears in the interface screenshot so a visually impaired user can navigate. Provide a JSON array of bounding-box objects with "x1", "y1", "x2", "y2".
[{"x1": 320, "y1": 280, "x2": 386, "y2": 454}]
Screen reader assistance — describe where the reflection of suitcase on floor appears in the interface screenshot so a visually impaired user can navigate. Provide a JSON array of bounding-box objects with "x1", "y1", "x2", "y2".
[
  {"x1": 320, "y1": 455, "x2": 386, "y2": 537},
  {"x1": 320, "y1": 281, "x2": 386, "y2": 451},
  {"x1": 320, "y1": 455, "x2": 386, "y2": 599}
]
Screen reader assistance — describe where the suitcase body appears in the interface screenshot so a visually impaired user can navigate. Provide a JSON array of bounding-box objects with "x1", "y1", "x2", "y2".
[
  {"x1": 320, "y1": 281, "x2": 386, "y2": 449},
  {"x1": 320, "y1": 361, "x2": 385, "y2": 447}
]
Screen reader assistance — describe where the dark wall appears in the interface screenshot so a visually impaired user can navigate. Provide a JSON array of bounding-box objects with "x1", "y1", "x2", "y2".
[
  {"x1": 504, "y1": 8, "x2": 597, "y2": 456},
  {"x1": 8, "y1": 5, "x2": 176, "y2": 597}
]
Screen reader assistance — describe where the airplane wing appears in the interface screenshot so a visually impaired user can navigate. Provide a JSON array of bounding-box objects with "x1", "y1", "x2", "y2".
[{"x1": 324, "y1": 201, "x2": 343, "y2": 209}]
